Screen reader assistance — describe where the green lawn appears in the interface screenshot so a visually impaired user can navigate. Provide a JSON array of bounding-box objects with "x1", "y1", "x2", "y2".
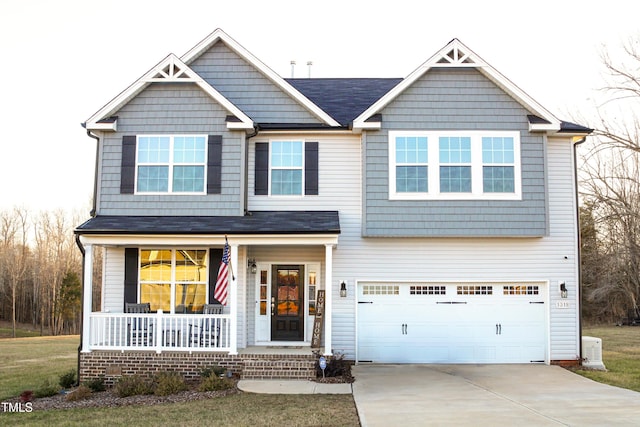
[
  {"x1": 579, "y1": 325, "x2": 640, "y2": 392},
  {"x1": 0, "y1": 335, "x2": 79, "y2": 401},
  {"x1": 2, "y1": 393, "x2": 359, "y2": 427}
]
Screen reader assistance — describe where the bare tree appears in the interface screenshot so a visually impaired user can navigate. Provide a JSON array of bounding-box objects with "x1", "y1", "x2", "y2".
[
  {"x1": 580, "y1": 35, "x2": 640, "y2": 322},
  {"x1": 0, "y1": 208, "x2": 30, "y2": 337}
]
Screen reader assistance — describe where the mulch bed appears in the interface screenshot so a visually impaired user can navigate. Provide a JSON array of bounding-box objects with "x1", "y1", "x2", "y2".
[{"x1": 9, "y1": 383, "x2": 239, "y2": 411}]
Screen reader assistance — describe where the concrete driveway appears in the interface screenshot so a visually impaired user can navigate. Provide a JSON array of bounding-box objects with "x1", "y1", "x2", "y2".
[{"x1": 352, "y1": 364, "x2": 640, "y2": 426}]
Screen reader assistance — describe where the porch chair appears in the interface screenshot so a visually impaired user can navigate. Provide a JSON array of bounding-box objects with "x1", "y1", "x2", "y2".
[
  {"x1": 190, "y1": 303, "x2": 224, "y2": 348},
  {"x1": 126, "y1": 303, "x2": 152, "y2": 346}
]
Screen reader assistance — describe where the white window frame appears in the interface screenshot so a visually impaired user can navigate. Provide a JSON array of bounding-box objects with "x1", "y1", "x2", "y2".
[
  {"x1": 138, "y1": 248, "x2": 209, "y2": 314},
  {"x1": 388, "y1": 130, "x2": 521, "y2": 200},
  {"x1": 135, "y1": 135, "x2": 208, "y2": 195},
  {"x1": 269, "y1": 139, "x2": 305, "y2": 196}
]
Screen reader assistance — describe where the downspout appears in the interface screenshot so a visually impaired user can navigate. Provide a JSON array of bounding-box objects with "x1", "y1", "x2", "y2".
[
  {"x1": 84, "y1": 128, "x2": 100, "y2": 217},
  {"x1": 75, "y1": 234, "x2": 85, "y2": 386},
  {"x1": 572, "y1": 135, "x2": 587, "y2": 365},
  {"x1": 244, "y1": 125, "x2": 259, "y2": 215}
]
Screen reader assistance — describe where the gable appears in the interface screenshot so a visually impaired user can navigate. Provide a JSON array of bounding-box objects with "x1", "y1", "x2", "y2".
[
  {"x1": 182, "y1": 29, "x2": 339, "y2": 127},
  {"x1": 189, "y1": 41, "x2": 322, "y2": 125},
  {"x1": 84, "y1": 54, "x2": 253, "y2": 131},
  {"x1": 353, "y1": 39, "x2": 561, "y2": 133}
]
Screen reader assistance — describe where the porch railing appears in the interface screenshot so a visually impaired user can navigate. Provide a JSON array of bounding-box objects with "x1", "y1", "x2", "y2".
[{"x1": 88, "y1": 311, "x2": 230, "y2": 353}]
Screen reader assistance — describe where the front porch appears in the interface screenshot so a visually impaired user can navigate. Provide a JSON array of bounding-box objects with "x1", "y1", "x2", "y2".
[{"x1": 75, "y1": 213, "x2": 341, "y2": 382}]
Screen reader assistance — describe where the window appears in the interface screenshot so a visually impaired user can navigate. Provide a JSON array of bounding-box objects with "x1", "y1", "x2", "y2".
[
  {"x1": 395, "y1": 136, "x2": 428, "y2": 192},
  {"x1": 482, "y1": 136, "x2": 515, "y2": 193},
  {"x1": 271, "y1": 140, "x2": 303, "y2": 195},
  {"x1": 136, "y1": 135, "x2": 207, "y2": 193},
  {"x1": 389, "y1": 131, "x2": 521, "y2": 200},
  {"x1": 139, "y1": 249, "x2": 208, "y2": 313}
]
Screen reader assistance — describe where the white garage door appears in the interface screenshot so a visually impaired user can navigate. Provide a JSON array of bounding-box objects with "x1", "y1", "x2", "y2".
[{"x1": 357, "y1": 282, "x2": 547, "y2": 364}]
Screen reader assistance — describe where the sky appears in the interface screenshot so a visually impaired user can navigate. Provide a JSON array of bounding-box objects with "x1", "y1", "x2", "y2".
[{"x1": 0, "y1": 0, "x2": 638, "y2": 214}]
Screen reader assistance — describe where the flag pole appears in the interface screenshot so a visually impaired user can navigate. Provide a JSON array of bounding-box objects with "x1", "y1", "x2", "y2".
[{"x1": 225, "y1": 235, "x2": 236, "y2": 281}]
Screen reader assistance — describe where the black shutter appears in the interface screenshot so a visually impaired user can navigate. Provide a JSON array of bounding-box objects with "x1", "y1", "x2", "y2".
[
  {"x1": 207, "y1": 135, "x2": 222, "y2": 194},
  {"x1": 305, "y1": 141, "x2": 319, "y2": 195},
  {"x1": 121, "y1": 136, "x2": 136, "y2": 194},
  {"x1": 124, "y1": 248, "x2": 139, "y2": 310},
  {"x1": 209, "y1": 248, "x2": 223, "y2": 304},
  {"x1": 255, "y1": 142, "x2": 269, "y2": 195}
]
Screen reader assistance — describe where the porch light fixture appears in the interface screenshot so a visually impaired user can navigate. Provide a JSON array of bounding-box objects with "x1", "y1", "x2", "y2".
[
  {"x1": 340, "y1": 281, "x2": 347, "y2": 298},
  {"x1": 559, "y1": 282, "x2": 568, "y2": 299},
  {"x1": 248, "y1": 258, "x2": 257, "y2": 274}
]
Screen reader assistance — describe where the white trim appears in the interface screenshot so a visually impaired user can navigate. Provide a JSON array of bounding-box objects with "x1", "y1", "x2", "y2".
[
  {"x1": 85, "y1": 54, "x2": 253, "y2": 131},
  {"x1": 324, "y1": 244, "x2": 333, "y2": 356},
  {"x1": 79, "y1": 234, "x2": 339, "y2": 248},
  {"x1": 353, "y1": 39, "x2": 561, "y2": 132},
  {"x1": 81, "y1": 243, "x2": 93, "y2": 353},
  {"x1": 388, "y1": 130, "x2": 522, "y2": 201},
  {"x1": 229, "y1": 244, "x2": 238, "y2": 354},
  {"x1": 181, "y1": 29, "x2": 340, "y2": 127}
]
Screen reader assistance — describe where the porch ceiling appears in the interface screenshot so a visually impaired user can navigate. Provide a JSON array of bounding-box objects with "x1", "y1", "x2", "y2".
[{"x1": 75, "y1": 211, "x2": 340, "y2": 236}]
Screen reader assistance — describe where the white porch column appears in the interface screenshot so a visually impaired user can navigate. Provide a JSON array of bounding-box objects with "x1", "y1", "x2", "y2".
[
  {"x1": 81, "y1": 242, "x2": 93, "y2": 353},
  {"x1": 324, "y1": 244, "x2": 333, "y2": 356},
  {"x1": 229, "y1": 243, "x2": 239, "y2": 354}
]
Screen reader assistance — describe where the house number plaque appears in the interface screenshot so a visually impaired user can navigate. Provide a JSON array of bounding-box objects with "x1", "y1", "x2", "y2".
[{"x1": 311, "y1": 290, "x2": 325, "y2": 348}]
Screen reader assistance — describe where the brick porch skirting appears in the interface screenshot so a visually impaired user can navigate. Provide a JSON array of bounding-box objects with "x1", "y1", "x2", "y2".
[{"x1": 80, "y1": 351, "x2": 318, "y2": 386}]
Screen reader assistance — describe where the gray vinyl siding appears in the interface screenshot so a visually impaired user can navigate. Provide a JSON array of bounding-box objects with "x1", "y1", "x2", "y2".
[
  {"x1": 189, "y1": 41, "x2": 321, "y2": 124},
  {"x1": 364, "y1": 68, "x2": 547, "y2": 237},
  {"x1": 97, "y1": 83, "x2": 243, "y2": 216}
]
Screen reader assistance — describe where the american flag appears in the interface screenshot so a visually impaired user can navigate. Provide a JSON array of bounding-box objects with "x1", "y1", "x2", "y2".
[{"x1": 213, "y1": 240, "x2": 230, "y2": 305}]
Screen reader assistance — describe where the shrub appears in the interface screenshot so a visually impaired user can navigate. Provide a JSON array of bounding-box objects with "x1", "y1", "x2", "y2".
[
  {"x1": 114, "y1": 375, "x2": 154, "y2": 397},
  {"x1": 198, "y1": 375, "x2": 234, "y2": 392},
  {"x1": 315, "y1": 353, "x2": 353, "y2": 380},
  {"x1": 199, "y1": 364, "x2": 226, "y2": 378},
  {"x1": 34, "y1": 379, "x2": 59, "y2": 398},
  {"x1": 59, "y1": 369, "x2": 77, "y2": 389},
  {"x1": 66, "y1": 385, "x2": 92, "y2": 401},
  {"x1": 82, "y1": 377, "x2": 106, "y2": 392},
  {"x1": 153, "y1": 371, "x2": 188, "y2": 396}
]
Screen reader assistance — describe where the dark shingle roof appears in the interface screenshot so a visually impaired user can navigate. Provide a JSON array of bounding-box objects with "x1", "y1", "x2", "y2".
[
  {"x1": 286, "y1": 78, "x2": 403, "y2": 126},
  {"x1": 559, "y1": 121, "x2": 593, "y2": 134},
  {"x1": 75, "y1": 211, "x2": 340, "y2": 235}
]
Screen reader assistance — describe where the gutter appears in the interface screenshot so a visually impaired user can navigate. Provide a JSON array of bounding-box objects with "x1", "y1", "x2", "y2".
[
  {"x1": 244, "y1": 125, "x2": 259, "y2": 215},
  {"x1": 74, "y1": 234, "x2": 86, "y2": 386}
]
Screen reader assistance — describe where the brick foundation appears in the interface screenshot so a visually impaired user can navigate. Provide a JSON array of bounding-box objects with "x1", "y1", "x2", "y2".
[{"x1": 80, "y1": 351, "x2": 318, "y2": 385}]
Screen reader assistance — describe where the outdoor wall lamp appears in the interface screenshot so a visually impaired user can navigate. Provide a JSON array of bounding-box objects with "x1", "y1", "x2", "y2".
[
  {"x1": 248, "y1": 258, "x2": 257, "y2": 274},
  {"x1": 560, "y1": 282, "x2": 568, "y2": 299},
  {"x1": 340, "y1": 281, "x2": 347, "y2": 298}
]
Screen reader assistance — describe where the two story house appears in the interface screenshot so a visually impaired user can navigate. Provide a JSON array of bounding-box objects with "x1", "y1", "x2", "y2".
[{"x1": 76, "y1": 29, "x2": 591, "y2": 382}]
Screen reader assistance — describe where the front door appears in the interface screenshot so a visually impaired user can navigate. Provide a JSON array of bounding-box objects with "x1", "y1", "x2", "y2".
[{"x1": 271, "y1": 265, "x2": 304, "y2": 341}]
